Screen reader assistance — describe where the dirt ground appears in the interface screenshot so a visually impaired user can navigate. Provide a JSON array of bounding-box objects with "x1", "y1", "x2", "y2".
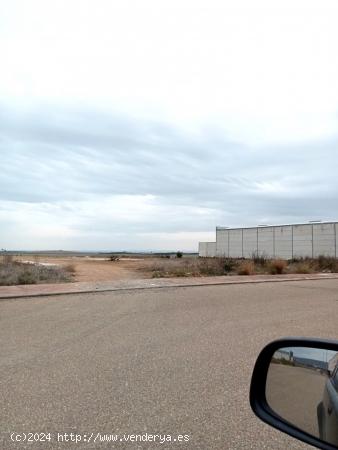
[
  {"x1": 11, "y1": 254, "x2": 338, "y2": 285},
  {"x1": 16, "y1": 256, "x2": 150, "y2": 282}
]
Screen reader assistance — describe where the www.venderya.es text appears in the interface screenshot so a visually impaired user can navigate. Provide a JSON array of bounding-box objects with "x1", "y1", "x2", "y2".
[{"x1": 10, "y1": 432, "x2": 190, "y2": 445}]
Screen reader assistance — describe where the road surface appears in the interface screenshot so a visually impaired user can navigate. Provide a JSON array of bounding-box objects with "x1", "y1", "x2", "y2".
[
  {"x1": 1, "y1": 279, "x2": 338, "y2": 449},
  {"x1": 266, "y1": 364, "x2": 327, "y2": 437}
]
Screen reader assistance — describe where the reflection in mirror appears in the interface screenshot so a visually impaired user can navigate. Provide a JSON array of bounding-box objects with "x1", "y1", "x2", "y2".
[{"x1": 266, "y1": 347, "x2": 338, "y2": 448}]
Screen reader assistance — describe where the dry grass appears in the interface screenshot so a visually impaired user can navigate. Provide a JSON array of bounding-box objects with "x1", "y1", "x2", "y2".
[
  {"x1": 62, "y1": 263, "x2": 76, "y2": 274},
  {"x1": 141, "y1": 257, "x2": 233, "y2": 278},
  {"x1": 0, "y1": 261, "x2": 75, "y2": 286},
  {"x1": 1, "y1": 254, "x2": 14, "y2": 265},
  {"x1": 141, "y1": 255, "x2": 338, "y2": 278},
  {"x1": 291, "y1": 261, "x2": 314, "y2": 274},
  {"x1": 286, "y1": 256, "x2": 338, "y2": 274},
  {"x1": 236, "y1": 261, "x2": 255, "y2": 275},
  {"x1": 251, "y1": 252, "x2": 268, "y2": 267},
  {"x1": 316, "y1": 255, "x2": 338, "y2": 272},
  {"x1": 269, "y1": 259, "x2": 288, "y2": 275},
  {"x1": 1, "y1": 253, "x2": 337, "y2": 284}
]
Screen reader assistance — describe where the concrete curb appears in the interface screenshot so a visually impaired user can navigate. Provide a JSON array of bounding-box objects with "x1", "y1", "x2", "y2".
[{"x1": 1, "y1": 274, "x2": 338, "y2": 301}]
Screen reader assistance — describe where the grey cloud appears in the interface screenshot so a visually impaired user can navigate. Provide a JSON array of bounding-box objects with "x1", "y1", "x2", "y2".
[
  {"x1": 1, "y1": 102, "x2": 338, "y2": 246},
  {"x1": 0, "y1": 104, "x2": 250, "y2": 203}
]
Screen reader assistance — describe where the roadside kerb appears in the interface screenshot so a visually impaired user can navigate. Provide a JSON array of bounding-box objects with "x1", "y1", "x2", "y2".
[{"x1": 1, "y1": 273, "x2": 338, "y2": 300}]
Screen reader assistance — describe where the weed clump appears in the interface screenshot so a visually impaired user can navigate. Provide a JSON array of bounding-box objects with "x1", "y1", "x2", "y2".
[
  {"x1": 223, "y1": 258, "x2": 237, "y2": 273},
  {"x1": 251, "y1": 252, "x2": 268, "y2": 267},
  {"x1": 292, "y1": 262, "x2": 314, "y2": 274},
  {"x1": 269, "y1": 259, "x2": 287, "y2": 274},
  {"x1": 237, "y1": 261, "x2": 255, "y2": 275},
  {"x1": 0, "y1": 261, "x2": 73, "y2": 286},
  {"x1": 316, "y1": 255, "x2": 338, "y2": 272}
]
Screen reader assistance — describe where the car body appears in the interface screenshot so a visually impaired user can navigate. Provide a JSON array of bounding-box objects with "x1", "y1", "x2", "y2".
[
  {"x1": 318, "y1": 362, "x2": 338, "y2": 446},
  {"x1": 251, "y1": 338, "x2": 338, "y2": 450}
]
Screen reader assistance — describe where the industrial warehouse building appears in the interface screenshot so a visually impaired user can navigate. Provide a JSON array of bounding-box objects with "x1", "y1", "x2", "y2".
[{"x1": 199, "y1": 221, "x2": 338, "y2": 259}]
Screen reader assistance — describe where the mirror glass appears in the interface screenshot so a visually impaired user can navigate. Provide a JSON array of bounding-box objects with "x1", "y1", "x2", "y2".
[{"x1": 266, "y1": 346, "x2": 338, "y2": 447}]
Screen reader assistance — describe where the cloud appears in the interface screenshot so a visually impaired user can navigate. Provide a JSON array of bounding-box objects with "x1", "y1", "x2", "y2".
[
  {"x1": 1, "y1": 0, "x2": 338, "y2": 250},
  {"x1": 0, "y1": 102, "x2": 338, "y2": 250}
]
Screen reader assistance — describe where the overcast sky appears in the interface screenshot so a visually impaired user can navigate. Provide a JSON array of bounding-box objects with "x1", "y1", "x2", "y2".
[{"x1": 1, "y1": 0, "x2": 338, "y2": 251}]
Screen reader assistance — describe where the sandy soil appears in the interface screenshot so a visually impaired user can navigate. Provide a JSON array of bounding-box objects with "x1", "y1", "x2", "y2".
[{"x1": 15, "y1": 256, "x2": 150, "y2": 282}]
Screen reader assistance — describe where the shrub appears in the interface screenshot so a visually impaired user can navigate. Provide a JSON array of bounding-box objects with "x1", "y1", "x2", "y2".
[
  {"x1": 269, "y1": 259, "x2": 287, "y2": 275},
  {"x1": 289, "y1": 257, "x2": 302, "y2": 263},
  {"x1": 223, "y1": 258, "x2": 237, "y2": 273},
  {"x1": 18, "y1": 270, "x2": 37, "y2": 285},
  {"x1": 199, "y1": 258, "x2": 227, "y2": 276},
  {"x1": 63, "y1": 263, "x2": 76, "y2": 274},
  {"x1": 143, "y1": 256, "x2": 230, "y2": 278},
  {"x1": 316, "y1": 255, "x2": 338, "y2": 273},
  {"x1": 152, "y1": 271, "x2": 165, "y2": 278},
  {"x1": 293, "y1": 262, "x2": 314, "y2": 274},
  {"x1": 176, "y1": 251, "x2": 183, "y2": 258},
  {"x1": 237, "y1": 261, "x2": 255, "y2": 275},
  {"x1": 251, "y1": 252, "x2": 268, "y2": 267},
  {"x1": 0, "y1": 262, "x2": 73, "y2": 286},
  {"x1": 172, "y1": 268, "x2": 188, "y2": 277}
]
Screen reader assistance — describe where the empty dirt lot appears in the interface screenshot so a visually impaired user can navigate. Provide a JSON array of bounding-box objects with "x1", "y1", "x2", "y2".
[
  {"x1": 8, "y1": 254, "x2": 338, "y2": 287},
  {"x1": 16, "y1": 256, "x2": 150, "y2": 282}
]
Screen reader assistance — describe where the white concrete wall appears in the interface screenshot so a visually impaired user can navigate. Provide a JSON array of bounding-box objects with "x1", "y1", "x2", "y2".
[
  {"x1": 199, "y1": 222, "x2": 338, "y2": 259},
  {"x1": 216, "y1": 229, "x2": 228, "y2": 256},
  {"x1": 243, "y1": 228, "x2": 257, "y2": 258},
  {"x1": 293, "y1": 224, "x2": 312, "y2": 258},
  {"x1": 274, "y1": 226, "x2": 292, "y2": 259},
  {"x1": 258, "y1": 227, "x2": 274, "y2": 256},
  {"x1": 229, "y1": 228, "x2": 243, "y2": 257},
  {"x1": 206, "y1": 242, "x2": 216, "y2": 257},
  {"x1": 199, "y1": 242, "x2": 216, "y2": 257},
  {"x1": 198, "y1": 242, "x2": 207, "y2": 257},
  {"x1": 313, "y1": 223, "x2": 335, "y2": 257}
]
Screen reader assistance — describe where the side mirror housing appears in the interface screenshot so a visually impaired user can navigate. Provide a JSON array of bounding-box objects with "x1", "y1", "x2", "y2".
[{"x1": 250, "y1": 338, "x2": 338, "y2": 450}]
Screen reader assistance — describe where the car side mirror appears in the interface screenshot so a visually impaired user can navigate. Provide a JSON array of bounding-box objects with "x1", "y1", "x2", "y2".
[{"x1": 250, "y1": 338, "x2": 338, "y2": 450}]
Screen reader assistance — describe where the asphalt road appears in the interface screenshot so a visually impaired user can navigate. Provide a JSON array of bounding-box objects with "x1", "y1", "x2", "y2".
[{"x1": 1, "y1": 279, "x2": 338, "y2": 450}]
